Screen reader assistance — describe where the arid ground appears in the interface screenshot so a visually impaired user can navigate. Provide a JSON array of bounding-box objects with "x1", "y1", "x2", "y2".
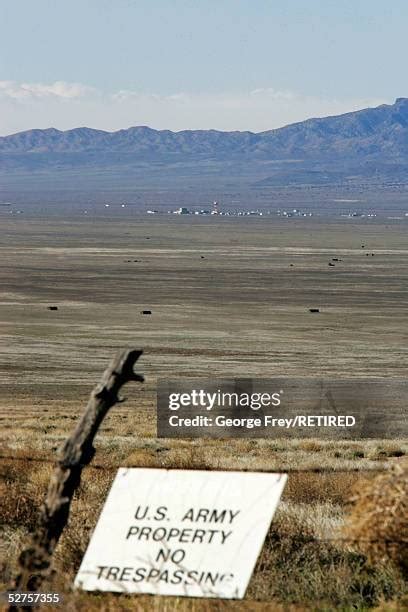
[{"x1": 0, "y1": 215, "x2": 407, "y2": 610}]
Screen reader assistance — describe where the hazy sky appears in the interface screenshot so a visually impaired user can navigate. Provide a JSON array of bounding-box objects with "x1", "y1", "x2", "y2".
[{"x1": 0, "y1": 0, "x2": 406, "y2": 135}]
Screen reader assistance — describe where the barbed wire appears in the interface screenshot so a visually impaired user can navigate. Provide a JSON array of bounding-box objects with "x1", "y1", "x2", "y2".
[
  {"x1": 263, "y1": 535, "x2": 407, "y2": 544},
  {"x1": 0, "y1": 453, "x2": 392, "y2": 472}
]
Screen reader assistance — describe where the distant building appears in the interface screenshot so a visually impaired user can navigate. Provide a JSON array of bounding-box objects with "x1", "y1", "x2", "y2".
[{"x1": 174, "y1": 207, "x2": 190, "y2": 215}]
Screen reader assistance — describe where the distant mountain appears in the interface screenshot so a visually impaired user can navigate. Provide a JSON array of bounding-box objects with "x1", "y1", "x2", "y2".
[{"x1": 1, "y1": 98, "x2": 407, "y2": 188}]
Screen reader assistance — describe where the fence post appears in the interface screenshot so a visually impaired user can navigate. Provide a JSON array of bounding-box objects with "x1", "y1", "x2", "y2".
[{"x1": 8, "y1": 349, "x2": 144, "y2": 606}]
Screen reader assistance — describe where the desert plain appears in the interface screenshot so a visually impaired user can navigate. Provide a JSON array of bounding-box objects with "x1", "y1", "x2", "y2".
[{"x1": 0, "y1": 213, "x2": 407, "y2": 610}]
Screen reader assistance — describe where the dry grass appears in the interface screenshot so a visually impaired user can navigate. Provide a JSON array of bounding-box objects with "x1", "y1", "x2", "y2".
[
  {"x1": 1, "y1": 448, "x2": 407, "y2": 610},
  {"x1": 31, "y1": 593, "x2": 311, "y2": 612},
  {"x1": 343, "y1": 460, "x2": 408, "y2": 573},
  {"x1": 284, "y1": 472, "x2": 365, "y2": 505},
  {"x1": 249, "y1": 511, "x2": 403, "y2": 609}
]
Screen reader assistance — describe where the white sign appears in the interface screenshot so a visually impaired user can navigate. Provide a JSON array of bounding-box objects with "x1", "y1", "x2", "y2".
[{"x1": 75, "y1": 468, "x2": 287, "y2": 599}]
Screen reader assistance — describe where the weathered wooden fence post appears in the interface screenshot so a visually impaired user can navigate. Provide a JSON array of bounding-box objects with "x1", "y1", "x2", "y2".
[{"x1": 8, "y1": 349, "x2": 143, "y2": 606}]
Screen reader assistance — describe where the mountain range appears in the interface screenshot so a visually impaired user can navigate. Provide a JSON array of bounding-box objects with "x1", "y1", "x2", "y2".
[{"x1": 0, "y1": 98, "x2": 407, "y2": 190}]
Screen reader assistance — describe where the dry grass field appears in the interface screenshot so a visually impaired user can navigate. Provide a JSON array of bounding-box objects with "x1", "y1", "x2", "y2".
[{"x1": 0, "y1": 214, "x2": 407, "y2": 610}]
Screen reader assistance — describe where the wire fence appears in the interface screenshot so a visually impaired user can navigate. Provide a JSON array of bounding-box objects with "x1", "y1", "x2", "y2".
[{"x1": 0, "y1": 453, "x2": 391, "y2": 473}]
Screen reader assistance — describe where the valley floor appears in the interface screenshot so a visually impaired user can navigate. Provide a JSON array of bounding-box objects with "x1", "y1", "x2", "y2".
[{"x1": 0, "y1": 215, "x2": 407, "y2": 610}]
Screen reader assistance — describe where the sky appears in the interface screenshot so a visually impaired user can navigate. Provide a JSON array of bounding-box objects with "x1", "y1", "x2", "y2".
[{"x1": 0, "y1": 0, "x2": 406, "y2": 135}]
